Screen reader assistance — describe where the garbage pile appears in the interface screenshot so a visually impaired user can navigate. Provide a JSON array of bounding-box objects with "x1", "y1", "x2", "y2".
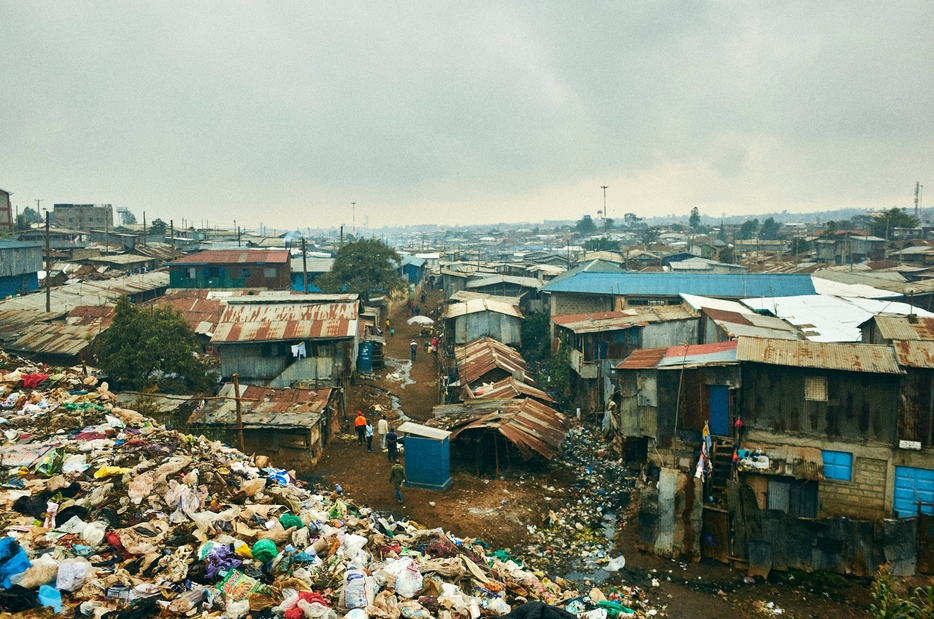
[
  {"x1": 522, "y1": 426, "x2": 635, "y2": 582},
  {"x1": 0, "y1": 355, "x2": 662, "y2": 618}
]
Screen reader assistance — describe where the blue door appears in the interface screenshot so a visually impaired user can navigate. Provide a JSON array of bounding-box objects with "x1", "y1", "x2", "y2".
[
  {"x1": 894, "y1": 466, "x2": 934, "y2": 517},
  {"x1": 708, "y1": 386, "x2": 730, "y2": 436}
]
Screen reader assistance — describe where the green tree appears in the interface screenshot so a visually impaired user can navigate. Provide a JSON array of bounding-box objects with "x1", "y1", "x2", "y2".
[
  {"x1": 824, "y1": 220, "x2": 838, "y2": 237},
  {"x1": 15, "y1": 207, "x2": 42, "y2": 231},
  {"x1": 790, "y1": 238, "x2": 809, "y2": 254},
  {"x1": 718, "y1": 246, "x2": 735, "y2": 264},
  {"x1": 539, "y1": 340, "x2": 572, "y2": 408},
  {"x1": 316, "y1": 238, "x2": 407, "y2": 301},
  {"x1": 871, "y1": 207, "x2": 920, "y2": 239},
  {"x1": 98, "y1": 296, "x2": 213, "y2": 393},
  {"x1": 520, "y1": 311, "x2": 552, "y2": 364},
  {"x1": 575, "y1": 216, "x2": 597, "y2": 236},
  {"x1": 150, "y1": 218, "x2": 167, "y2": 236},
  {"x1": 640, "y1": 226, "x2": 661, "y2": 246},
  {"x1": 604, "y1": 217, "x2": 614, "y2": 230},
  {"x1": 623, "y1": 213, "x2": 644, "y2": 228},
  {"x1": 737, "y1": 219, "x2": 759, "y2": 240},
  {"x1": 689, "y1": 207, "x2": 701, "y2": 230},
  {"x1": 583, "y1": 237, "x2": 619, "y2": 252},
  {"x1": 759, "y1": 217, "x2": 782, "y2": 240}
]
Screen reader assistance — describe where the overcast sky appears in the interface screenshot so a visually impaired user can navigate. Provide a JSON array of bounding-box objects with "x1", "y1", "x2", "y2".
[{"x1": 1, "y1": 2, "x2": 932, "y2": 231}]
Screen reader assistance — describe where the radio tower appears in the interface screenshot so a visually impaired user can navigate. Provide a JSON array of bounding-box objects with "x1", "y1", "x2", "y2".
[{"x1": 916, "y1": 182, "x2": 921, "y2": 218}]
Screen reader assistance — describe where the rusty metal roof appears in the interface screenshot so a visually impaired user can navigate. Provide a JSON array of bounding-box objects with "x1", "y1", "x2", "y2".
[
  {"x1": 616, "y1": 341, "x2": 739, "y2": 370},
  {"x1": 892, "y1": 340, "x2": 934, "y2": 368},
  {"x1": 553, "y1": 305, "x2": 696, "y2": 334},
  {"x1": 703, "y1": 307, "x2": 803, "y2": 340},
  {"x1": 211, "y1": 300, "x2": 358, "y2": 343},
  {"x1": 616, "y1": 347, "x2": 667, "y2": 370},
  {"x1": 188, "y1": 383, "x2": 334, "y2": 428},
  {"x1": 66, "y1": 306, "x2": 115, "y2": 326},
  {"x1": 144, "y1": 290, "x2": 225, "y2": 336},
  {"x1": 736, "y1": 337, "x2": 903, "y2": 374},
  {"x1": 169, "y1": 249, "x2": 289, "y2": 266},
  {"x1": 455, "y1": 337, "x2": 530, "y2": 386},
  {"x1": 871, "y1": 314, "x2": 934, "y2": 341},
  {"x1": 462, "y1": 376, "x2": 554, "y2": 403},
  {"x1": 9, "y1": 322, "x2": 106, "y2": 357},
  {"x1": 431, "y1": 398, "x2": 571, "y2": 460}
]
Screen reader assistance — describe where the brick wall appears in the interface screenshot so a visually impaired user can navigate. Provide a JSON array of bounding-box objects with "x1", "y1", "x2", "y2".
[{"x1": 819, "y1": 456, "x2": 887, "y2": 519}]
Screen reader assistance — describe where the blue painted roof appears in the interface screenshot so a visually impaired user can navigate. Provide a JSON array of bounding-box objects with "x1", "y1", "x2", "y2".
[
  {"x1": 541, "y1": 272, "x2": 815, "y2": 298},
  {"x1": 0, "y1": 239, "x2": 42, "y2": 249}
]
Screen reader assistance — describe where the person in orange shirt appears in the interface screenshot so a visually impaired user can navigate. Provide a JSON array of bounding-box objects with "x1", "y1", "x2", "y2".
[{"x1": 354, "y1": 411, "x2": 367, "y2": 446}]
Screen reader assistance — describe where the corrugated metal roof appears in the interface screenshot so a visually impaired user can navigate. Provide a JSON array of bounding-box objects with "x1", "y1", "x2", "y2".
[
  {"x1": 188, "y1": 383, "x2": 333, "y2": 428},
  {"x1": 0, "y1": 271, "x2": 169, "y2": 314},
  {"x1": 616, "y1": 347, "x2": 667, "y2": 370},
  {"x1": 657, "y1": 341, "x2": 739, "y2": 368},
  {"x1": 542, "y1": 272, "x2": 815, "y2": 297},
  {"x1": 741, "y1": 295, "x2": 934, "y2": 342},
  {"x1": 553, "y1": 305, "x2": 696, "y2": 334},
  {"x1": 211, "y1": 300, "x2": 358, "y2": 343},
  {"x1": 444, "y1": 298, "x2": 523, "y2": 319},
  {"x1": 455, "y1": 338, "x2": 530, "y2": 386},
  {"x1": 736, "y1": 337, "x2": 903, "y2": 374},
  {"x1": 66, "y1": 305, "x2": 115, "y2": 326},
  {"x1": 290, "y1": 258, "x2": 334, "y2": 273},
  {"x1": 466, "y1": 275, "x2": 542, "y2": 290},
  {"x1": 703, "y1": 307, "x2": 803, "y2": 340},
  {"x1": 143, "y1": 290, "x2": 225, "y2": 335},
  {"x1": 169, "y1": 249, "x2": 289, "y2": 266},
  {"x1": 9, "y1": 322, "x2": 105, "y2": 357},
  {"x1": 893, "y1": 340, "x2": 934, "y2": 368},
  {"x1": 432, "y1": 398, "x2": 570, "y2": 460},
  {"x1": 871, "y1": 315, "x2": 934, "y2": 341},
  {"x1": 462, "y1": 376, "x2": 555, "y2": 403}
]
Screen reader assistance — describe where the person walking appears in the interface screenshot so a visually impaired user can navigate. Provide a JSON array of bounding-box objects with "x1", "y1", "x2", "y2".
[
  {"x1": 390, "y1": 462, "x2": 406, "y2": 504},
  {"x1": 386, "y1": 427, "x2": 399, "y2": 462},
  {"x1": 365, "y1": 419, "x2": 374, "y2": 452},
  {"x1": 410, "y1": 340, "x2": 418, "y2": 362},
  {"x1": 385, "y1": 318, "x2": 391, "y2": 334},
  {"x1": 377, "y1": 415, "x2": 389, "y2": 450},
  {"x1": 354, "y1": 411, "x2": 366, "y2": 445}
]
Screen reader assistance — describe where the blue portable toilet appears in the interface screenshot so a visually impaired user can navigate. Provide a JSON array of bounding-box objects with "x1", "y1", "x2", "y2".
[
  {"x1": 357, "y1": 341, "x2": 373, "y2": 374},
  {"x1": 397, "y1": 422, "x2": 452, "y2": 491}
]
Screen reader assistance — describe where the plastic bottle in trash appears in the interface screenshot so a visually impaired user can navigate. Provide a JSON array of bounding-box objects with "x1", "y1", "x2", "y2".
[{"x1": 344, "y1": 565, "x2": 367, "y2": 609}]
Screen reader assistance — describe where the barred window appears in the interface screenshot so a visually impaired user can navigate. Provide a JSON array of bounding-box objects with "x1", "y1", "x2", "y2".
[{"x1": 805, "y1": 376, "x2": 828, "y2": 401}]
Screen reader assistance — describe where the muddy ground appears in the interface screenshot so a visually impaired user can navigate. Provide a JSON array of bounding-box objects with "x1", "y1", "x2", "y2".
[{"x1": 307, "y1": 285, "x2": 909, "y2": 618}]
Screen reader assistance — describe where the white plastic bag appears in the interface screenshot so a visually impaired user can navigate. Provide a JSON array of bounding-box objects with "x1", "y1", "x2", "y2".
[
  {"x1": 395, "y1": 560, "x2": 423, "y2": 599},
  {"x1": 57, "y1": 558, "x2": 91, "y2": 591}
]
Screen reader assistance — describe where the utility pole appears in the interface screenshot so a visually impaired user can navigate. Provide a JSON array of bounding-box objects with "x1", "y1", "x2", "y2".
[
  {"x1": 352, "y1": 202, "x2": 356, "y2": 236},
  {"x1": 170, "y1": 220, "x2": 175, "y2": 253},
  {"x1": 302, "y1": 237, "x2": 308, "y2": 293},
  {"x1": 601, "y1": 185, "x2": 609, "y2": 235},
  {"x1": 232, "y1": 373, "x2": 244, "y2": 452},
  {"x1": 143, "y1": 212, "x2": 147, "y2": 245},
  {"x1": 44, "y1": 211, "x2": 51, "y2": 313}
]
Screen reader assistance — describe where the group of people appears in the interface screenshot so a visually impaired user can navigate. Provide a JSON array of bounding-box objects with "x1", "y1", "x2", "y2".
[{"x1": 354, "y1": 411, "x2": 406, "y2": 502}]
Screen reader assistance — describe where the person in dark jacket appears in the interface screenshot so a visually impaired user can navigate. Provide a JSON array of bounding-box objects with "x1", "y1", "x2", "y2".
[
  {"x1": 386, "y1": 428, "x2": 399, "y2": 462},
  {"x1": 390, "y1": 462, "x2": 406, "y2": 503}
]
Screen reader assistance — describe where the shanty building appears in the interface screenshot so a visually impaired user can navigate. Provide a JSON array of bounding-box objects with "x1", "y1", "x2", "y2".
[
  {"x1": 52, "y1": 204, "x2": 113, "y2": 233},
  {"x1": 552, "y1": 305, "x2": 699, "y2": 413},
  {"x1": 0, "y1": 239, "x2": 42, "y2": 298},
  {"x1": 431, "y1": 398, "x2": 571, "y2": 478},
  {"x1": 443, "y1": 298, "x2": 523, "y2": 345},
  {"x1": 210, "y1": 295, "x2": 360, "y2": 393},
  {"x1": 188, "y1": 383, "x2": 339, "y2": 470},
  {"x1": 0, "y1": 188, "x2": 12, "y2": 234},
  {"x1": 446, "y1": 337, "x2": 532, "y2": 401},
  {"x1": 616, "y1": 337, "x2": 934, "y2": 577},
  {"x1": 168, "y1": 249, "x2": 291, "y2": 290}
]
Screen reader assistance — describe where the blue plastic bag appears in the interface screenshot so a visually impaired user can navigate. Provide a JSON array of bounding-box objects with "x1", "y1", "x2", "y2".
[
  {"x1": 38, "y1": 585, "x2": 62, "y2": 613},
  {"x1": 0, "y1": 538, "x2": 31, "y2": 589}
]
